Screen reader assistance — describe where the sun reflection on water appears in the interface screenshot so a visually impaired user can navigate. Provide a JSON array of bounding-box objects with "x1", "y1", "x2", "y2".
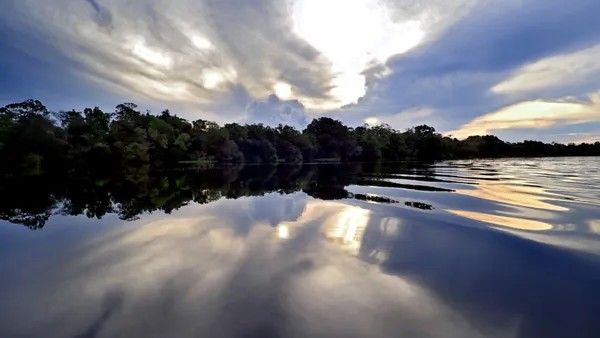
[
  {"x1": 323, "y1": 206, "x2": 370, "y2": 255},
  {"x1": 275, "y1": 201, "x2": 370, "y2": 255}
]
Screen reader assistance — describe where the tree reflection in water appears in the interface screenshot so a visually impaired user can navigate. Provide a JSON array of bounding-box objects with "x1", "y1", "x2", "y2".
[
  {"x1": 0, "y1": 163, "x2": 436, "y2": 229},
  {"x1": 1, "y1": 159, "x2": 599, "y2": 338}
]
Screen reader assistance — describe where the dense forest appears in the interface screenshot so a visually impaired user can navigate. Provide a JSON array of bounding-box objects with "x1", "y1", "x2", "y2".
[{"x1": 1, "y1": 99, "x2": 599, "y2": 175}]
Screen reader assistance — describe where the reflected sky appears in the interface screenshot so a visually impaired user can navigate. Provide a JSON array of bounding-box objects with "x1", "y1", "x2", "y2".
[
  {"x1": 453, "y1": 180, "x2": 569, "y2": 212},
  {"x1": 1, "y1": 158, "x2": 599, "y2": 337},
  {"x1": 447, "y1": 209, "x2": 553, "y2": 231}
]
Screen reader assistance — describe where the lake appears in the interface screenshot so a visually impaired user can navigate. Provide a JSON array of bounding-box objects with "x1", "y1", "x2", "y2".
[{"x1": 1, "y1": 157, "x2": 599, "y2": 338}]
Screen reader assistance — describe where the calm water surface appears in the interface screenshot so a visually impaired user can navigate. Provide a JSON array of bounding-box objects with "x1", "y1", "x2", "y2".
[{"x1": 1, "y1": 157, "x2": 599, "y2": 338}]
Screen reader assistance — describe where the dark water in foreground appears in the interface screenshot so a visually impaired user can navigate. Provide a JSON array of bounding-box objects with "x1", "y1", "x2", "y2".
[{"x1": 1, "y1": 158, "x2": 599, "y2": 338}]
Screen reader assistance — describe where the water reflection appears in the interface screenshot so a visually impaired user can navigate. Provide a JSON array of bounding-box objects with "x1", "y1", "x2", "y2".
[
  {"x1": 448, "y1": 209, "x2": 553, "y2": 231},
  {"x1": 454, "y1": 180, "x2": 569, "y2": 211},
  {"x1": 0, "y1": 198, "x2": 498, "y2": 338},
  {"x1": 590, "y1": 219, "x2": 600, "y2": 233},
  {"x1": 1, "y1": 158, "x2": 600, "y2": 337},
  {"x1": 278, "y1": 201, "x2": 371, "y2": 255}
]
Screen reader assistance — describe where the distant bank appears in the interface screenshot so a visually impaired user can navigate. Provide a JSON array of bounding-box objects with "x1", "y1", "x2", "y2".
[{"x1": 1, "y1": 99, "x2": 598, "y2": 175}]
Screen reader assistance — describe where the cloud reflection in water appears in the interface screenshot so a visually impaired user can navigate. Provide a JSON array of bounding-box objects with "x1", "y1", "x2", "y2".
[
  {"x1": 447, "y1": 209, "x2": 553, "y2": 231},
  {"x1": 0, "y1": 195, "x2": 513, "y2": 338},
  {"x1": 0, "y1": 159, "x2": 599, "y2": 337}
]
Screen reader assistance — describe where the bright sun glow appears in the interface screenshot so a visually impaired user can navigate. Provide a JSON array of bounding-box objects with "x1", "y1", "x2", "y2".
[
  {"x1": 292, "y1": 0, "x2": 425, "y2": 107},
  {"x1": 277, "y1": 224, "x2": 290, "y2": 239},
  {"x1": 202, "y1": 70, "x2": 225, "y2": 89},
  {"x1": 274, "y1": 82, "x2": 293, "y2": 99},
  {"x1": 324, "y1": 207, "x2": 370, "y2": 255}
]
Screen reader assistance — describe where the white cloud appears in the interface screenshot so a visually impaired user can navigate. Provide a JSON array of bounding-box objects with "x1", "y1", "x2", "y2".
[
  {"x1": 291, "y1": 0, "x2": 475, "y2": 109},
  {"x1": 190, "y1": 35, "x2": 214, "y2": 51},
  {"x1": 201, "y1": 67, "x2": 237, "y2": 90},
  {"x1": 6, "y1": 0, "x2": 333, "y2": 109},
  {"x1": 4, "y1": 0, "x2": 475, "y2": 116},
  {"x1": 0, "y1": 197, "x2": 511, "y2": 337},
  {"x1": 364, "y1": 107, "x2": 435, "y2": 129},
  {"x1": 492, "y1": 44, "x2": 600, "y2": 95},
  {"x1": 448, "y1": 92, "x2": 600, "y2": 139},
  {"x1": 130, "y1": 39, "x2": 173, "y2": 68},
  {"x1": 245, "y1": 95, "x2": 310, "y2": 129},
  {"x1": 364, "y1": 117, "x2": 380, "y2": 126},
  {"x1": 291, "y1": 0, "x2": 425, "y2": 108},
  {"x1": 555, "y1": 132, "x2": 600, "y2": 144}
]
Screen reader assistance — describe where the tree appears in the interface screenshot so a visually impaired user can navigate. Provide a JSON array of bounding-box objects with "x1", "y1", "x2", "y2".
[
  {"x1": 109, "y1": 103, "x2": 150, "y2": 164},
  {"x1": 405, "y1": 125, "x2": 442, "y2": 160},
  {"x1": 1, "y1": 100, "x2": 67, "y2": 174},
  {"x1": 304, "y1": 117, "x2": 359, "y2": 160},
  {"x1": 2, "y1": 99, "x2": 599, "y2": 175}
]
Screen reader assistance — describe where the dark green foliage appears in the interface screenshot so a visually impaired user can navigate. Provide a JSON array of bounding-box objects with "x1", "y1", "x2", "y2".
[
  {"x1": 0, "y1": 163, "x2": 371, "y2": 229},
  {"x1": 1, "y1": 100, "x2": 67, "y2": 175},
  {"x1": 1, "y1": 99, "x2": 599, "y2": 176},
  {"x1": 304, "y1": 117, "x2": 360, "y2": 160}
]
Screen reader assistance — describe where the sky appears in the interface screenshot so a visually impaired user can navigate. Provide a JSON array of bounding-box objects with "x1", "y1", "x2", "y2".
[{"x1": 0, "y1": 0, "x2": 599, "y2": 143}]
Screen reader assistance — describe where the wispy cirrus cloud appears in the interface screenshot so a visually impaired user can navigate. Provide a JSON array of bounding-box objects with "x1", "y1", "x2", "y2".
[
  {"x1": 492, "y1": 44, "x2": 600, "y2": 96},
  {"x1": 0, "y1": 0, "x2": 475, "y2": 116},
  {"x1": 3, "y1": 0, "x2": 332, "y2": 108},
  {"x1": 338, "y1": 0, "x2": 600, "y2": 138},
  {"x1": 448, "y1": 92, "x2": 600, "y2": 139}
]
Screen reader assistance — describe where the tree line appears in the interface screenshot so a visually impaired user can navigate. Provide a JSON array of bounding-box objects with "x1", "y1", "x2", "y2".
[{"x1": 1, "y1": 99, "x2": 599, "y2": 175}]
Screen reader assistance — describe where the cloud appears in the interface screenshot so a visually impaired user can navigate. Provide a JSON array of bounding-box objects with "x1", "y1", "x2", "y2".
[
  {"x1": 291, "y1": 0, "x2": 426, "y2": 107},
  {"x1": 1, "y1": 0, "x2": 600, "y2": 143},
  {"x1": 554, "y1": 132, "x2": 600, "y2": 144},
  {"x1": 363, "y1": 107, "x2": 435, "y2": 129},
  {"x1": 0, "y1": 196, "x2": 509, "y2": 337},
  {"x1": 245, "y1": 94, "x2": 310, "y2": 129},
  {"x1": 448, "y1": 92, "x2": 600, "y2": 139},
  {"x1": 2, "y1": 0, "x2": 332, "y2": 108},
  {"x1": 1, "y1": 0, "x2": 477, "y2": 114},
  {"x1": 340, "y1": 0, "x2": 600, "y2": 133},
  {"x1": 492, "y1": 44, "x2": 600, "y2": 96}
]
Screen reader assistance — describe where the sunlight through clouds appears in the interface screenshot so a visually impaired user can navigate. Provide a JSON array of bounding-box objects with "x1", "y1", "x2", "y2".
[
  {"x1": 291, "y1": 0, "x2": 425, "y2": 107},
  {"x1": 2, "y1": 0, "x2": 478, "y2": 119},
  {"x1": 273, "y1": 82, "x2": 293, "y2": 100},
  {"x1": 5, "y1": 0, "x2": 599, "y2": 143}
]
